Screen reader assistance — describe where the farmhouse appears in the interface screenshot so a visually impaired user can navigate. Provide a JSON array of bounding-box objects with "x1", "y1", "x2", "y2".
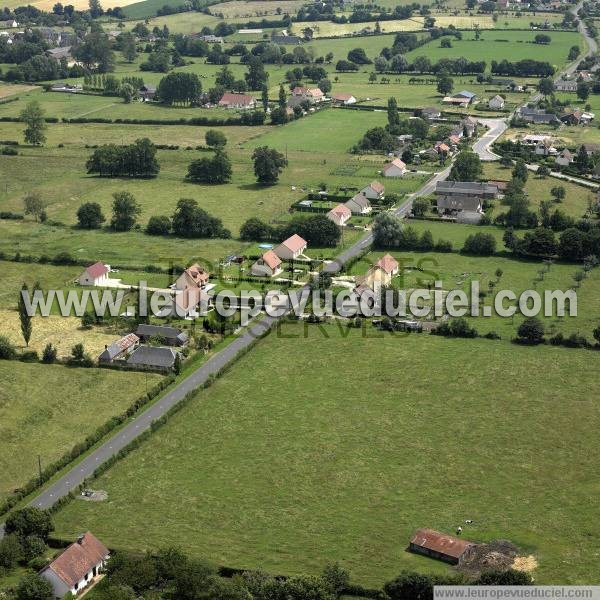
[
  {"x1": 327, "y1": 203, "x2": 352, "y2": 226},
  {"x1": 436, "y1": 142, "x2": 450, "y2": 156},
  {"x1": 331, "y1": 93, "x2": 357, "y2": 105},
  {"x1": 375, "y1": 253, "x2": 399, "y2": 276},
  {"x1": 292, "y1": 86, "x2": 324, "y2": 104},
  {"x1": 356, "y1": 265, "x2": 391, "y2": 290},
  {"x1": 453, "y1": 90, "x2": 476, "y2": 103},
  {"x1": 47, "y1": 46, "x2": 72, "y2": 61},
  {"x1": 437, "y1": 195, "x2": 484, "y2": 223},
  {"x1": 78, "y1": 262, "x2": 110, "y2": 286},
  {"x1": 0, "y1": 18, "x2": 18, "y2": 27},
  {"x1": 523, "y1": 134, "x2": 552, "y2": 145},
  {"x1": 582, "y1": 143, "x2": 600, "y2": 156},
  {"x1": 517, "y1": 107, "x2": 560, "y2": 125},
  {"x1": 345, "y1": 193, "x2": 372, "y2": 215},
  {"x1": 98, "y1": 333, "x2": 140, "y2": 363},
  {"x1": 50, "y1": 82, "x2": 81, "y2": 93},
  {"x1": 560, "y1": 109, "x2": 582, "y2": 125},
  {"x1": 409, "y1": 528, "x2": 476, "y2": 565},
  {"x1": 135, "y1": 324, "x2": 188, "y2": 346},
  {"x1": 274, "y1": 234, "x2": 308, "y2": 260},
  {"x1": 442, "y1": 96, "x2": 470, "y2": 107},
  {"x1": 218, "y1": 92, "x2": 256, "y2": 109},
  {"x1": 127, "y1": 346, "x2": 178, "y2": 372},
  {"x1": 360, "y1": 180, "x2": 385, "y2": 200},
  {"x1": 40, "y1": 532, "x2": 109, "y2": 598},
  {"x1": 488, "y1": 95, "x2": 505, "y2": 109},
  {"x1": 383, "y1": 158, "x2": 407, "y2": 177},
  {"x1": 251, "y1": 250, "x2": 283, "y2": 277},
  {"x1": 176, "y1": 264, "x2": 210, "y2": 290}
]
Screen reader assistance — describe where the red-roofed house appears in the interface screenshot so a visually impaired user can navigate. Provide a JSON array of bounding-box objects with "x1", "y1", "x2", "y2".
[
  {"x1": 274, "y1": 234, "x2": 308, "y2": 260},
  {"x1": 383, "y1": 158, "x2": 407, "y2": 177},
  {"x1": 331, "y1": 93, "x2": 357, "y2": 105},
  {"x1": 218, "y1": 92, "x2": 256, "y2": 109},
  {"x1": 327, "y1": 203, "x2": 352, "y2": 226},
  {"x1": 175, "y1": 264, "x2": 210, "y2": 291},
  {"x1": 409, "y1": 528, "x2": 476, "y2": 564},
  {"x1": 40, "y1": 532, "x2": 109, "y2": 597},
  {"x1": 78, "y1": 262, "x2": 110, "y2": 286},
  {"x1": 376, "y1": 254, "x2": 399, "y2": 276},
  {"x1": 360, "y1": 180, "x2": 385, "y2": 201},
  {"x1": 291, "y1": 87, "x2": 323, "y2": 104},
  {"x1": 251, "y1": 250, "x2": 283, "y2": 277}
]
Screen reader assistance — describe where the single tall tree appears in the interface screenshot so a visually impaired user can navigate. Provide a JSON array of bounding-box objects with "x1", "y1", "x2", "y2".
[
  {"x1": 252, "y1": 146, "x2": 288, "y2": 185},
  {"x1": 110, "y1": 191, "x2": 141, "y2": 231},
  {"x1": 20, "y1": 101, "x2": 47, "y2": 146},
  {"x1": 18, "y1": 282, "x2": 32, "y2": 347}
]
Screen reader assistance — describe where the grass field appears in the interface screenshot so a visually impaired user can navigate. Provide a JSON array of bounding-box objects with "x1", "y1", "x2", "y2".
[
  {"x1": 406, "y1": 30, "x2": 584, "y2": 72},
  {"x1": 0, "y1": 361, "x2": 161, "y2": 502},
  {"x1": 209, "y1": 0, "x2": 305, "y2": 18},
  {"x1": 51, "y1": 324, "x2": 600, "y2": 585}
]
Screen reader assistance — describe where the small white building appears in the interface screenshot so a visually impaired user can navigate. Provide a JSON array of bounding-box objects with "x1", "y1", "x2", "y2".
[
  {"x1": 274, "y1": 234, "x2": 308, "y2": 260},
  {"x1": 488, "y1": 95, "x2": 505, "y2": 110},
  {"x1": 78, "y1": 262, "x2": 110, "y2": 286},
  {"x1": 383, "y1": 158, "x2": 407, "y2": 177},
  {"x1": 327, "y1": 203, "x2": 352, "y2": 226},
  {"x1": 40, "y1": 532, "x2": 109, "y2": 598},
  {"x1": 331, "y1": 93, "x2": 357, "y2": 105},
  {"x1": 251, "y1": 250, "x2": 282, "y2": 277}
]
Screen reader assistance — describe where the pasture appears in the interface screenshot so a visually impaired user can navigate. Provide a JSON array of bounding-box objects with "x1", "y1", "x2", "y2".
[
  {"x1": 0, "y1": 361, "x2": 161, "y2": 503},
  {"x1": 51, "y1": 324, "x2": 600, "y2": 585}
]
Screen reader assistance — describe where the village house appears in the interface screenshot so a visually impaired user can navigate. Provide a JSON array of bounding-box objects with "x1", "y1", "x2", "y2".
[
  {"x1": 582, "y1": 143, "x2": 600, "y2": 156},
  {"x1": 436, "y1": 142, "x2": 451, "y2": 157},
  {"x1": 435, "y1": 180, "x2": 499, "y2": 200},
  {"x1": 331, "y1": 93, "x2": 357, "y2": 106},
  {"x1": 199, "y1": 34, "x2": 223, "y2": 43},
  {"x1": 327, "y1": 203, "x2": 352, "y2": 226},
  {"x1": 47, "y1": 46, "x2": 72, "y2": 61},
  {"x1": 383, "y1": 158, "x2": 407, "y2": 177},
  {"x1": 556, "y1": 148, "x2": 573, "y2": 166},
  {"x1": 40, "y1": 532, "x2": 109, "y2": 598},
  {"x1": 409, "y1": 528, "x2": 476, "y2": 565},
  {"x1": 560, "y1": 109, "x2": 583, "y2": 125},
  {"x1": 356, "y1": 264, "x2": 392, "y2": 290},
  {"x1": 375, "y1": 253, "x2": 399, "y2": 276},
  {"x1": 135, "y1": 324, "x2": 189, "y2": 346},
  {"x1": 345, "y1": 193, "x2": 372, "y2": 215},
  {"x1": 522, "y1": 134, "x2": 553, "y2": 146},
  {"x1": 175, "y1": 264, "x2": 210, "y2": 290},
  {"x1": 172, "y1": 286, "x2": 211, "y2": 318},
  {"x1": 50, "y1": 82, "x2": 82, "y2": 93},
  {"x1": 360, "y1": 180, "x2": 385, "y2": 201},
  {"x1": 98, "y1": 333, "x2": 140, "y2": 363},
  {"x1": 442, "y1": 96, "x2": 470, "y2": 107},
  {"x1": 274, "y1": 234, "x2": 308, "y2": 260},
  {"x1": 251, "y1": 249, "x2": 283, "y2": 277},
  {"x1": 127, "y1": 346, "x2": 178, "y2": 372},
  {"x1": 535, "y1": 140, "x2": 557, "y2": 156},
  {"x1": 78, "y1": 262, "x2": 110, "y2": 286},
  {"x1": 460, "y1": 116, "x2": 478, "y2": 137},
  {"x1": 218, "y1": 92, "x2": 256, "y2": 109},
  {"x1": 517, "y1": 107, "x2": 560, "y2": 125},
  {"x1": 292, "y1": 86, "x2": 324, "y2": 104},
  {"x1": 436, "y1": 195, "x2": 484, "y2": 223},
  {"x1": 488, "y1": 94, "x2": 505, "y2": 109},
  {"x1": 453, "y1": 90, "x2": 477, "y2": 103},
  {"x1": 0, "y1": 18, "x2": 18, "y2": 27}
]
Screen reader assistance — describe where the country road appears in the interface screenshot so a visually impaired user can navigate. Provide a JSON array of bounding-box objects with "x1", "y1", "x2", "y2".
[{"x1": 1, "y1": 12, "x2": 594, "y2": 534}]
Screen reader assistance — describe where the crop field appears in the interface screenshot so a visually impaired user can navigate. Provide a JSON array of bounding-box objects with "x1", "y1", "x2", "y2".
[
  {"x1": 406, "y1": 30, "x2": 584, "y2": 72},
  {"x1": 0, "y1": 361, "x2": 161, "y2": 503},
  {"x1": 51, "y1": 323, "x2": 600, "y2": 585},
  {"x1": 209, "y1": 0, "x2": 305, "y2": 18},
  {"x1": 0, "y1": 83, "x2": 37, "y2": 99}
]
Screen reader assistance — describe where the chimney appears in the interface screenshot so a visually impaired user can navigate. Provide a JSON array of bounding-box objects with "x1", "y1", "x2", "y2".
[
  {"x1": 104, "y1": 345, "x2": 108, "y2": 349},
  {"x1": 77, "y1": 534, "x2": 85, "y2": 545}
]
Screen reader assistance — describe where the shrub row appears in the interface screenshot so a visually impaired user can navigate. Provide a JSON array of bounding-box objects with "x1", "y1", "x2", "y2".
[{"x1": 0, "y1": 375, "x2": 175, "y2": 517}]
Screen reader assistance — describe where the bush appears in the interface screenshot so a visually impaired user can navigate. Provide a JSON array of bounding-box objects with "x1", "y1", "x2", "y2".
[
  {"x1": 0, "y1": 335, "x2": 17, "y2": 360},
  {"x1": 146, "y1": 215, "x2": 172, "y2": 236},
  {"x1": 515, "y1": 317, "x2": 545, "y2": 345},
  {"x1": 42, "y1": 343, "x2": 57, "y2": 364},
  {"x1": 19, "y1": 350, "x2": 39, "y2": 363},
  {"x1": 462, "y1": 232, "x2": 497, "y2": 256},
  {"x1": 434, "y1": 317, "x2": 478, "y2": 338}
]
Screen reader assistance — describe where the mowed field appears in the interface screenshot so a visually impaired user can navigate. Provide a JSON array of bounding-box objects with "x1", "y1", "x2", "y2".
[
  {"x1": 0, "y1": 361, "x2": 161, "y2": 503},
  {"x1": 52, "y1": 324, "x2": 600, "y2": 585}
]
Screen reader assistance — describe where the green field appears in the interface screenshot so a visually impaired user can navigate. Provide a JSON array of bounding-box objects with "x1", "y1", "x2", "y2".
[
  {"x1": 51, "y1": 324, "x2": 600, "y2": 585},
  {"x1": 406, "y1": 30, "x2": 584, "y2": 72},
  {"x1": 0, "y1": 361, "x2": 161, "y2": 503}
]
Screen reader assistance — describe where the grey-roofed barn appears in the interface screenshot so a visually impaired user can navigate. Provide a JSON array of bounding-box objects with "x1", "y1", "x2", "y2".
[
  {"x1": 135, "y1": 324, "x2": 188, "y2": 346},
  {"x1": 127, "y1": 346, "x2": 177, "y2": 371},
  {"x1": 435, "y1": 181, "x2": 499, "y2": 198}
]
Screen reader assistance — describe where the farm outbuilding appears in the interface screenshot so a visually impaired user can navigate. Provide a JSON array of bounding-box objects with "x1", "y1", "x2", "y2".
[{"x1": 409, "y1": 528, "x2": 476, "y2": 565}]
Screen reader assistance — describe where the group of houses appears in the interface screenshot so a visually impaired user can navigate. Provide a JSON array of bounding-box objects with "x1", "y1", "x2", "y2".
[
  {"x1": 516, "y1": 104, "x2": 595, "y2": 127},
  {"x1": 435, "y1": 180, "x2": 501, "y2": 223},
  {"x1": 250, "y1": 234, "x2": 308, "y2": 277},
  {"x1": 325, "y1": 181, "x2": 385, "y2": 227}
]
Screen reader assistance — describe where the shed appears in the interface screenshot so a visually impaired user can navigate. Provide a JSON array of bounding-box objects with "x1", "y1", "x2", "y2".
[{"x1": 409, "y1": 528, "x2": 476, "y2": 565}]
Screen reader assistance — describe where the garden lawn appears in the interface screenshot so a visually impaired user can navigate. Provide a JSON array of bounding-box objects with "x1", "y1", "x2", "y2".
[
  {"x1": 0, "y1": 361, "x2": 161, "y2": 503},
  {"x1": 51, "y1": 324, "x2": 600, "y2": 585}
]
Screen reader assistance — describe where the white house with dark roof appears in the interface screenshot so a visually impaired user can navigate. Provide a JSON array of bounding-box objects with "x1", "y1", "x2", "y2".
[
  {"x1": 127, "y1": 346, "x2": 178, "y2": 371},
  {"x1": 345, "y1": 193, "x2": 372, "y2": 215},
  {"x1": 251, "y1": 250, "x2": 283, "y2": 277},
  {"x1": 40, "y1": 532, "x2": 109, "y2": 598},
  {"x1": 78, "y1": 262, "x2": 110, "y2": 286},
  {"x1": 488, "y1": 95, "x2": 505, "y2": 109},
  {"x1": 274, "y1": 234, "x2": 308, "y2": 260},
  {"x1": 556, "y1": 148, "x2": 573, "y2": 166}
]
